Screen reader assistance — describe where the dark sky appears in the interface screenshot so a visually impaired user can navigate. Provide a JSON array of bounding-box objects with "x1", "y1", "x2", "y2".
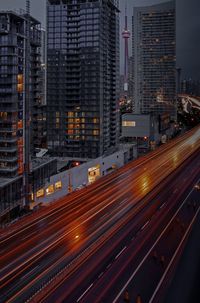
[{"x1": 0, "y1": 0, "x2": 199, "y2": 80}]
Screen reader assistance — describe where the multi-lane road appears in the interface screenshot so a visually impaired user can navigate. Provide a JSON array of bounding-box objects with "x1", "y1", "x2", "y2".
[{"x1": 0, "y1": 126, "x2": 200, "y2": 303}]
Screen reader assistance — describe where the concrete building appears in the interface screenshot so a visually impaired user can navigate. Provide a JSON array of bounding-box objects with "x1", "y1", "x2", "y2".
[
  {"x1": 121, "y1": 113, "x2": 175, "y2": 151},
  {"x1": 46, "y1": 0, "x2": 120, "y2": 158},
  {"x1": 32, "y1": 144, "x2": 137, "y2": 205},
  {"x1": 132, "y1": 0, "x2": 176, "y2": 119}
]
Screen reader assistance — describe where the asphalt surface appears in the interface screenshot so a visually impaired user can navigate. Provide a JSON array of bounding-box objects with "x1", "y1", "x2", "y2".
[
  {"x1": 164, "y1": 209, "x2": 200, "y2": 303},
  {"x1": 44, "y1": 151, "x2": 200, "y2": 303}
]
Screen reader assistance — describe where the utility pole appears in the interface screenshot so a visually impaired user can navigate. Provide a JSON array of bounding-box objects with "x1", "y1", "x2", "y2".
[{"x1": 24, "y1": 0, "x2": 31, "y2": 209}]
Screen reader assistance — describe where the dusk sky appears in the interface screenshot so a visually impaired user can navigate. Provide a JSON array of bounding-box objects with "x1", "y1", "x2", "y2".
[{"x1": 0, "y1": 0, "x2": 199, "y2": 79}]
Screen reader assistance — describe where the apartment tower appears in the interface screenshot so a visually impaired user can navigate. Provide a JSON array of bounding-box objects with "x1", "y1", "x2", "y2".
[
  {"x1": 46, "y1": 0, "x2": 120, "y2": 158},
  {"x1": 0, "y1": 11, "x2": 41, "y2": 179}
]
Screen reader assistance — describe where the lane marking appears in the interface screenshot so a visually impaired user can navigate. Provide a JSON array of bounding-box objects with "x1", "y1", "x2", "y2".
[
  {"x1": 112, "y1": 180, "x2": 199, "y2": 303},
  {"x1": 141, "y1": 220, "x2": 150, "y2": 231},
  {"x1": 160, "y1": 202, "x2": 166, "y2": 210},
  {"x1": 115, "y1": 246, "x2": 127, "y2": 260},
  {"x1": 98, "y1": 272, "x2": 104, "y2": 279},
  {"x1": 77, "y1": 283, "x2": 94, "y2": 302},
  {"x1": 149, "y1": 206, "x2": 200, "y2": 303}
]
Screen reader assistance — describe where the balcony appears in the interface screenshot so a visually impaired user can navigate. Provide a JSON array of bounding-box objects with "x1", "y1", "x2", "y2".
[
  {"x1": 0, "y1": 137, "x2": 18, "y2": 143},
  {"x1": 0, "y1": 156, "x2": 18, "y2": 162},
  {"x1": 0, "y1": 88, "x2": 16, "y2": 94},
  {"x1": 0, "y1": 165, "x2": 18, "y2": 173},
  {"x1": 0, "y1": 146, "x2": 17, "y2": 152}
]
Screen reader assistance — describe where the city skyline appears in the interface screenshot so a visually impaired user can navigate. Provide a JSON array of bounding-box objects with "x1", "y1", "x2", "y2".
[
  {"x1": 0, "y1": 0, "x2": 199, "y2": 79},
  {"x1": 0, "y1": 1, "x2": 200, "y2": 302}
]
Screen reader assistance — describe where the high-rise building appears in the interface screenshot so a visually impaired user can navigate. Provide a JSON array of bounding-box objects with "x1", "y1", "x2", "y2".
[
  {"x1": 132, "y1": 0, "x2": 176, "y2": 119},
  {"x1": 0, "y1": 11, "x2": 41, "y2": 179},
  {"x1": 46, "y1": 0, "x2": 120, "y2": 158}
]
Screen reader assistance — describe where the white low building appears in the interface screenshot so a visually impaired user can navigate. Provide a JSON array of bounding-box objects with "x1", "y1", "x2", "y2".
[{"x1": 33, "y1": 145, "x2": 137, "y2": 204}]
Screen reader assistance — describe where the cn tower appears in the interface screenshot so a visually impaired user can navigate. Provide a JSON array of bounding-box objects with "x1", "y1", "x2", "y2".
[{"x1": 122, "y1": 3, "x2": 130, "y2": 92}]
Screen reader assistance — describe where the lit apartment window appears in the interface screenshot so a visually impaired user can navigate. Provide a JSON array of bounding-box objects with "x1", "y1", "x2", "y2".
[
  {"x1": 36, "y1": 189, "x2": 45, "y2": 198},
  {"x1": 17, "y1": 84, "x2": 23, "y2": 93},
  {"x1": 122, "y1": 121, "x2": 136, "y2": 127},
  {"x1": 17, "y1": 74, "x2": 23, "y2": 84},
  {"x1": 68, "y1": 112, "x2": 74, "y2": 117},
  {"x1": 55, "y1": 181, "x2": 62, "y2": 190},
  {"x1": 93, "y1": 130, "x2": 99, "y2": 136},
  {"x1": 68, "y1": 129, "x2": 74, "y2": 135},
  {"x1": 93, "y1": 118, "x2": 99, "y2": 123},
  {"x1": 46, "y1": 185, "x2": 54, "y2": 195}
]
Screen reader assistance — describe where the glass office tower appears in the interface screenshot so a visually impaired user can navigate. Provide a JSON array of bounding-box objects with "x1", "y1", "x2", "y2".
[
  {"x1": 132, "y1": 0, "x2": 176, "y2": 119},
  {"x1": 47, "y1": 0, "x2": 119, "y2": 158}
]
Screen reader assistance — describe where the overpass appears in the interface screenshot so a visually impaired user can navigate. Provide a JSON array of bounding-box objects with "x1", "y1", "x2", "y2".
[{"x1": 179, "y1": 94, "x2": 200, "y2": 113}]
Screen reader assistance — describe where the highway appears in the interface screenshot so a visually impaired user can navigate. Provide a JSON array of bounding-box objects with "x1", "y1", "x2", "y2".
[
  {"x1": 37, "y1": 149, "x2": 200, "y2": 303},
  {"x1": 0, "y1": 126, "x2": 200, "y2": 303}
]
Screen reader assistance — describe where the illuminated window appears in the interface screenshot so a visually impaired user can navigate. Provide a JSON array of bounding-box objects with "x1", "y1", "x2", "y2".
[
  {"x1": 68, "y1": 129, "x2": 74, "y2": 135},
  {"x1": 68, "y1": 112, "x2": 74, "y2": 117},
  {"x1": 122, "y1": 121, "x2": 136, "y2": 127},
  {"x1": 18, "y1": 120, "x2": 23, "y2": 129},
  {"x1": 56, "y1": 112, "x2": 60, "y2": 117},
  {"x1": 17, "y1": 74, "x2": 23, "y2": 84},
  {"x1": 68, "y1": 124, "x2": 74, "y2": 129},
  {"x1": 56, "y1": 118, "x2": 60, "y2": 123},
  {"x1": 55, "y1": 181, "x2": 62, "y2": 190},
  {"x1": 0, "y1": 112, "x2": 7, "y2": 118},
  {"x1": 46, "y1": 185, "x2": 54, "y2": 195},
  {"x1": 68, "y1": 118, "x2": 74, "y2": 123},
  {"x1": 93, "y1": 118, "x2": 99, "y2": 124},
  {"x1": 36, "y1": 189, "x2": 45, "y2": 198},
  {"x1": 17, "y1": 84, "x2": 23, "y2": 93},
  {"x1": 93, "y1": 130, "x2": 99, "y2": 135}
]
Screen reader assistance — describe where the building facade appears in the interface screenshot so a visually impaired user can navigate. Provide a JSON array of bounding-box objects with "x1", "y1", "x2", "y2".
[
  {"x1": 46, "y1": 0, "x2": 120, "y2": 158},
  {"x1": 132, "y1": 0, "x2": 176, "y2": 119},
  {"x1": 0, "y1": 11, "x2": 42, "y2": 179}
]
